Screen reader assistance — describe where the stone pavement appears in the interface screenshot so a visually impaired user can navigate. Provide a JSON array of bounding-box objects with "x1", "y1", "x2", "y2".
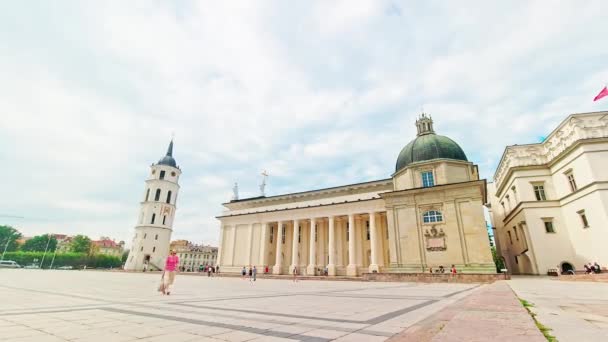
[
  {"x1": 0, "y1": 269, "x2": 483, "y2": 342},
  {"x1": 509, "y1": 276, "x2": 608, "y2": 342},
  {"x1": 387, "y1": 281, "x2": 545, "y2": 342}
]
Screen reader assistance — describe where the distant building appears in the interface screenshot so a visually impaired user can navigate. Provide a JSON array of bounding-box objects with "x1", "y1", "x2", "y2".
[
  {"x1": 488, "y1": 111, "x2": 608, "y2": 275},
  {"x1": 170, "y1": 240, "x2": 218, "y2": 272},
  {"x1": 55, "y1": 235, "x2": 72, "y2": 253},
  {"x1": 92, "y1": 238, "x2": 125, "y2": 257}
]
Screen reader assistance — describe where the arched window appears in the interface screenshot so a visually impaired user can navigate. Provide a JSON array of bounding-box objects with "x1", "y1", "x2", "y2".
[
  {"x1": 152, "y1": 247, "x2": 156, "y2": 253},
  {"x1": 155, "y1": 234, "x2": 158, "y2": 240},
  {"x1": 145, "y1": 189, "x2": 150, "y2": 201},
  {"x1": 151, "y1": 213, "x2": 156, "y2": 224},
  {"x1": 423, "y1": 210, "x2": 443, "y2": 223},
  {"x1": 154, "y1": 189, "x2": 161, "y2": 201},
  {"x1": 166, "y1": 191, "x2": 172, "y2": 204},
  {"x1": 162, "y1": 215, "x2": 166, "y2": 225},
  {"x1": 144, "y1": 233, "x2": 147, "y2": 239}
]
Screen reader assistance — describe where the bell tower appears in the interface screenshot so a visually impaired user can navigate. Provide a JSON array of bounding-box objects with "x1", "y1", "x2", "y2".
[
  {"x1": 124, "y1": 140, "x2": 181, "y2": 271},
  {"x1": 415, "y1": 113, "x2": 435, "y2": 136}
]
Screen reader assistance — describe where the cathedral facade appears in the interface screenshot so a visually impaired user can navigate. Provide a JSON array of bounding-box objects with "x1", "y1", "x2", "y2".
[{"x1": 217, "y1": 115, "x2": 495, "y2": 275}]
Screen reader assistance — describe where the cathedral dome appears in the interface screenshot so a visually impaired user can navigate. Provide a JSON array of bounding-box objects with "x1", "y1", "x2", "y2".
[{"x1": 395, "y1": 114, "x2": 468, "y2": 172}]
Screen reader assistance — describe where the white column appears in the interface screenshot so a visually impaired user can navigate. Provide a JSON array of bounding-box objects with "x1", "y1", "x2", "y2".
[
  {"x1": 259, "y1": 222, "x2": 268, "y2": 267},
  {"x1": 290, "y1": 219, "x2": 299, "y2": 273},
  {"x1": 216, "y1": 225, "x2": 225, "y2": 266},
  {"x1": 327, "y1": 216, "x2": 336, "y2": 276},
  {"x1": 307, "y1": 218, "x2": 316, "y2": 275},
  {"x1": 246, "y1": 223, "x2": 254, "y2": 266},
  {"x1": 231, "y1": 225, "x2": 237, "y2": 266},
  {"x1": 369, "y1": 212, "x2": 379, "y2": 273},
  {"x1": 273, "y1": 221, "x2": 283, "y2": 274},
  {"x1": 346, "y1": 214, "x2": 357, "y2": 276}
]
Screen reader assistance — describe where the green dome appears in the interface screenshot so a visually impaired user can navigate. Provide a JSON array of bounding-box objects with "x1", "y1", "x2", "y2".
[{"x1": 395, "y1": 133, "x2": 468, "y2": 172}]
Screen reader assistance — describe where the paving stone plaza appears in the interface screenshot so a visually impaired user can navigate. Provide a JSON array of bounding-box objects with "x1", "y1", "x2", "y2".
[
  {"x1": 1, "y1": 270, "x2": 607, "y2": 341},
  {"x1": 0, "y1": 270, "x2": 480, "y2": 342}
]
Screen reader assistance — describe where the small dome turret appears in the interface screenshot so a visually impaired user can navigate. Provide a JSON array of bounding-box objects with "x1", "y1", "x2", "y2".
[{"x1": 157, "y1": 140, "x2": 178, "y2": 168}]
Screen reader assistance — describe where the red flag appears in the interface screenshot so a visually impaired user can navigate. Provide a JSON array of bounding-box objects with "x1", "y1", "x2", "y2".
[{"x1": 594, "y1": 86, "x2": 608, "y2": 101}]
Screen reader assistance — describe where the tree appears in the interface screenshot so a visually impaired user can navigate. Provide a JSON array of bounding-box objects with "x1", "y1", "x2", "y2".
[
  {"x1": 21, "y1": 234, "x2": 57, "y2": 252},
  {"x1": 70, "y1": 235, "x2": 92, "y2": 253},
  {"x1": 0, "y1": 225, "x2": 22, "y2": 253},
  {"x1": 121, "y1": 250, "x2": 130, "y2": 263},
  {"x1": 491, "y1": 246, "x2": 505, "y2": 272}
]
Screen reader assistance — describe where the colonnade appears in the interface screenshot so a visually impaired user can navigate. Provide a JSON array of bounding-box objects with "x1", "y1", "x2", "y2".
[{"x1": 222, "y1": 211, "x2": 387, "y2": 276}]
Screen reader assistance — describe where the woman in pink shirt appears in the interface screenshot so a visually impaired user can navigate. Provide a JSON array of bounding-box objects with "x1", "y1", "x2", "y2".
[{"x1": 163, "y1": 250, "x2": 179, "y2": 295}]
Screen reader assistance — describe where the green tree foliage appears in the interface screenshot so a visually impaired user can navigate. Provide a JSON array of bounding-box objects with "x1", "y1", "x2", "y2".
[
  {"x1": 21, "y1": 234, "x2": 57, "y2": 252},
  {"x1": 0, "y1": 225, "x2": 22, "y2": 252},
  {"x1": 70, "y1": 235, "x2": 92, "y2": 253},
  {"x1": 491, "y1": 246, "x2": 505, "y2": 272},
  {"x1": 2, "y1": 251, "x2": 122, "y2": 269},
  {"x1": 121, "y1": 250, "x2": 130, "y2": 263}
]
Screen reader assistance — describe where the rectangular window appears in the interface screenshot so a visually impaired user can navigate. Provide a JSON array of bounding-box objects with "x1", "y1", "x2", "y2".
[
  {"x1": 577, "y1": 210, "x2": 589, "y2": 228},
  {"x1": 533, "y1": 184, "x2": 546, "y2": 201},
  {"x1": 513, "y1": 226, "x2": 519, "y2": 241},
  {"x1": 366, "y1": 221, "x2": 370, "y2": 240},
  {"x1": 315, "y1": 225, "x2": 318, "y2": 242},
  {"x1": 270, "y1": 227, "x2": 274, "y2": 243},
  {"x1": 514, "y1": 255, "x2": 519, "y2": 264},
  {"x1": 159, "y1": 170, "x2": 165, "y2": 180},
  {"x1": 298, "y1": 226, "x2": 301, "y2": 243},
  {"x1": 566, "y1": 172, "x2": 577, "y2": 192},
  {"x1": 543, "y1": 219, "x2": 555, "y2": 233},
  {"x1": 507, "y1": 230, "x2": 513, "y2": 244},
  {"x1": 421, "y1": 171, "x2": 434, "y2": 187},
  {"x1": 281, "y1": 225, "x2": 286, "y2": 244}
]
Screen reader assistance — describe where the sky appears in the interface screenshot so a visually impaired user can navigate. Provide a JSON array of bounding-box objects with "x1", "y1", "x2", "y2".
[{"x1": 1, "y1": 1, "x2": 607, "y2": 247}]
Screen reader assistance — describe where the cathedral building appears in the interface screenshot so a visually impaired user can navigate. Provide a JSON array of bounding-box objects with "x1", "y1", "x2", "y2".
[
  {"x1": 217, "y1": 115, "x2": 495, "y2": 275},
  {"x1": 488, "y1": 111, "x2": 608, "y2": 275},
  {"x1": 125, "y1": 140, "x2": 181, "y2": 271}
]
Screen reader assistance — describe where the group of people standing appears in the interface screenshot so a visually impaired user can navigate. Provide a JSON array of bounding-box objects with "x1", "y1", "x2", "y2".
[
  {"x1": 242, "y1": 265, "x2": 258, "y2": 281},
  {"x1": 584, "y1": 262, "x2": 602, "y2": 274},
  {"x1": 429, "y1": 265, "x2": 458, "y2": 274}
]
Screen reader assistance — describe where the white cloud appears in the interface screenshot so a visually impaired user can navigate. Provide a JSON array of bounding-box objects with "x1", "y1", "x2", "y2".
[{"x1": 1, "y1": 0, "x2": 607, "y2": 246}]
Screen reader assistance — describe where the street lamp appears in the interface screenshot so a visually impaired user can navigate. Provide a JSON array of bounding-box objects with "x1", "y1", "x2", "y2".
[{"x1": 1, "y1": 232, "x2": 16, "y2": 261}]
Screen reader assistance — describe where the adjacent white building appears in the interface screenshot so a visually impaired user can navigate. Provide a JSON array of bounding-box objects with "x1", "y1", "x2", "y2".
[
  {"x1": 488, "y1": 111, "x2": 608, "y2": 275},
  {"x1": 124, "y1": 140, "x2": 181, "y2": 271}
]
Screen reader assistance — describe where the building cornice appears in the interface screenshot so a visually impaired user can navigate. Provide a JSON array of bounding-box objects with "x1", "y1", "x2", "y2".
[
  {"x1": 222, "y1": 178, "x2": 392, "y2": 210},
  {"x1": 493, "y1": 111, "x2": 608, "y2": 193},
  {"x1": 381, "y1": 179, "x2": 487, "y2": 204}
]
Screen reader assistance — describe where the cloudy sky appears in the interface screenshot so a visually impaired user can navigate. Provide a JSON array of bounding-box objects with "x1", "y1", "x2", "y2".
[{"x1": 1, "y1": 1, "x2": 607, "y2": 246}]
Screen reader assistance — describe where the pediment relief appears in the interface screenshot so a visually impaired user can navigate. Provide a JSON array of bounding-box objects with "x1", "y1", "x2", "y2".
[{"x1": 424, "y1": 226, "x2": 446, "y2": 252}]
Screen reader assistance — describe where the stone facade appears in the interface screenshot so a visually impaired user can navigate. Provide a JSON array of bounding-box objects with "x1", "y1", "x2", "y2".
[
  {"x1": 488, "y1": 111, "x2": 608, "y2": 275},
  {"x1": 217, "y1": 115, "x2": 495, "y2": 276}
]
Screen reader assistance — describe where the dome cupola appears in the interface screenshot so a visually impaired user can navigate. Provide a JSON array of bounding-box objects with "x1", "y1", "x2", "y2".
[
  {"x1": 395, "y1": 114, "x2": 468, "y2": 172},
  {"x1": 157, "y1": 140, "x2": 178, "y2": 168}
]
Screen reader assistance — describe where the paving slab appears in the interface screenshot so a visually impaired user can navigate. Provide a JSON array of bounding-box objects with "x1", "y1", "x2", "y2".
[{"x1": 388, "y1": 281, "x2": 546, "y2": 342}]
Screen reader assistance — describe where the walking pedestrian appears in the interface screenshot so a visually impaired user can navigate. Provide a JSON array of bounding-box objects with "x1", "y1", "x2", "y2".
[
  {"x1": 248, "y1": 265, "x2": 253, "y2": 281},
  {"x1": 253, "y1": 266, "x2": 257, "y2": 282},
  {"x1": 207, "y1": 265, "x2": 211, "y2": 277},
  {"x1": 292, "y1": 266, "x2": 298, "y2": 282},
  {"x1": 451, "y1": 264, "x2": 457, "y2": 275},
  {"x1": 216, "y1": 265, "x2": 220, "y2": 274},
  {"x1": 162, "y1": 250, "x2": 179, "y2": 295},
  {"x1": 242, "y1": 266, "x2": 246, "y2": 279}
]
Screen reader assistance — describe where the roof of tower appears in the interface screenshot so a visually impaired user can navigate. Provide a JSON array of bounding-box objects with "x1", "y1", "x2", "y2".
[
  {"x1": 157, "y1": 140, "x2": 178, "y2": 168},
  {"x1": 395, "y1": 114, "x2": 468, "y2": 172}
]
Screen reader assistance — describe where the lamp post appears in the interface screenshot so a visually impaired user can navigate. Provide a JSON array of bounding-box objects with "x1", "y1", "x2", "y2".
[
  {"x1": 40, "y1": 234, "x2": 53, "y2": 269},
  {"x1": 1, "y1": 233, "x2": 16, "y2": 261}
]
